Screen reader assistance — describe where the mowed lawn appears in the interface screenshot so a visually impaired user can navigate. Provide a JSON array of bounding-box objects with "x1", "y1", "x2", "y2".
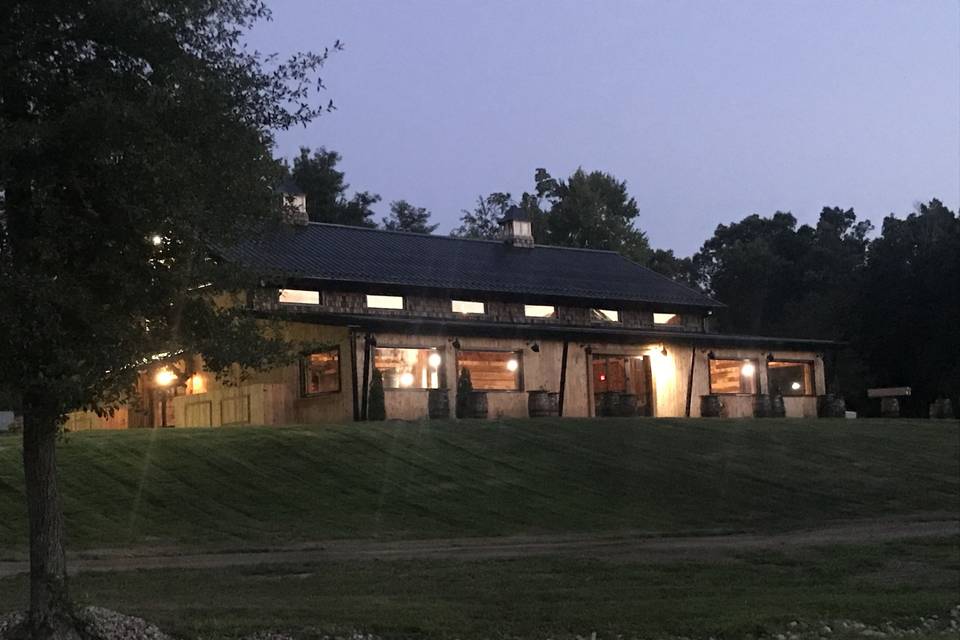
[
  {"x1": 0, "y1": 418, "x2": 957, "y2": 639},
  {"x1": 0, "y1": 418, "x2": 957, "y2": 550}
]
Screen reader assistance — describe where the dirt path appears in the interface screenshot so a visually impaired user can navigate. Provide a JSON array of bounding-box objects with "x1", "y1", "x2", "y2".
[{"x1": 1, "y1": 514, "x2": 956, "y2": 578}]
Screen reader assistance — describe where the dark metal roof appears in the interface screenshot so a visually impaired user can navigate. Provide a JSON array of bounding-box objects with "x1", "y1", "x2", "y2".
[{"x1": 221, "y1": 222, "x2": 723, "y2": 309}]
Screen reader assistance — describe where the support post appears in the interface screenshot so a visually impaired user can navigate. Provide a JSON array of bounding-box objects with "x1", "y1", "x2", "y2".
[
  {"x1": 348, "y1": 329, "x2": 360, "y2": 421},
  {"x1": 360, "y1": 334, "x2": 372, "y2": 421},
  {"x1": 558, "y1": 340, "x2": 569, "y2": 417},
  {"x1": 684, "y1": 347, "x2": 696, "y2": 417}
]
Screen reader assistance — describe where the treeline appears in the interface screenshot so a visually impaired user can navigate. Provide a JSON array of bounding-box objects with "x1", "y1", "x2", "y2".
[{"x1": 286, "y1": 146, "x2": 959, "y2": 416}]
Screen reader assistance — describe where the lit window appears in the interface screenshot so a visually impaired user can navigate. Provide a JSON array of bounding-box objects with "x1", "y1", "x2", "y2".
[
  {"x1": 768, "y1": 361, "x2": 814, "y2": 396},
  {"x1": 457, "y1": 350, "x2": 522, "y2": 391},
  {"x1": 279, "y1": 289, "x2": 320, "y2": 305},
  {"x1": 367, "y1": 294, "x2": 404, "y2": 310},
  {"x1": 709, "y1": 358, "x2": 758, "y2": 395},
  {"x1": 302, "y1": 347, "x2": 340, "y2": 395},
  {"x1": 374, "y1": 347, "x2": 441, "y2": 389},
  {"x1": 654, "y1": 313, "x2": 681, "y2": 325},
  {"x1": 452, "y1": 300, "x2": 485, "y2": 314},
  {"x1": 591, "y1": 309, "x2": 620, "y2": 322},
  {"x1": 524, "y1": 304, "x2": 556, "y2": 318}
]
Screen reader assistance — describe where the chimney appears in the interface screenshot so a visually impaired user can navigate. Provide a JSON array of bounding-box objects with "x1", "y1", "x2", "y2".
[
  {"x1": 498, "y1": 205, "x2": 534, "y2": 248},
  {"x1": 277, "y1": 177, "x2": 308, "y2": 225}
]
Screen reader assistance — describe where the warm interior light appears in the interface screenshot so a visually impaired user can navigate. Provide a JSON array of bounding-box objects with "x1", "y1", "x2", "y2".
[
  {"x1": 400, "y1": 372, "x2": 415, "y2": 387},
  {"x1": 741, "y1": 362, "x2": 756, "y2": 377},
  {"x1": 506, "y1": 359, "x2": 519, "y2": 372},
  {"x1": 190, "y1": 374, "x2": 205, "y2": 394},
  {"x1": 151, "y1": 234, "x2": 163, "y2": 246},
  {"x1": 428, "y1": 352, "x2": 442, "y2": 368},
  {"x1": 154, "y1": 368, "x2": 177, "y2": 387},
  {"x1": 791, "y1": 381, "x2": 801, "y2": 391}
]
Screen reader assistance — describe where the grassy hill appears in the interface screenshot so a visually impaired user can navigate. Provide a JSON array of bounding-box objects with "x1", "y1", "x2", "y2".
[{"x1": 0, "y1": 418, "x2": 957, "y2": 550}]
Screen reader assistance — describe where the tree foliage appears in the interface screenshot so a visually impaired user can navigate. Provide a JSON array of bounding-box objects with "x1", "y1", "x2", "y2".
[
  {"x1": 289, "y1": 147, "x2": 380, "y2": 227},
  {"x1": 451, "y1": 192, "x2": 513, "y2": 239},
  {"x1": 0, "y1": 1, "x2": 334, "y2": 634},
  {"x1": 382, "y1": 199, "x2": 438, "y2": 234}
]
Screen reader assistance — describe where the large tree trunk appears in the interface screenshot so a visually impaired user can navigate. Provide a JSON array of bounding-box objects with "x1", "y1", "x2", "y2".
[{"x1": 21, "y1": 410, "x2": 80, "y2": 639}]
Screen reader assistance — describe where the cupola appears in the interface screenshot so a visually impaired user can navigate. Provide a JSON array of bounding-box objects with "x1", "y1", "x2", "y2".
[
  {"x1": 276, "y1": 177, "x2": 308, "y2": 225},
  {"x1": 498, "y1": 205, "x2": 534, "y2": 248}
]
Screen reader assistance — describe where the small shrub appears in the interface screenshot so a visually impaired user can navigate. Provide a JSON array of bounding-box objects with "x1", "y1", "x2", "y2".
[
  {"x1": 456, "y1": 367, "x2": 473, "y2": 419},
  {"x1": 369, "y1": 369, "x2": 386, "y2": 421}
]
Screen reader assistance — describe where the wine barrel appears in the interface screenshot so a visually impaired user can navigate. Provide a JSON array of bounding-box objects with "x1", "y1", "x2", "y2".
[
  {"x1": 818, "y1": 394, "x2": 846, "y2": 418},
  {"x1": 700, "y1": 395, "x2": 722, "y2": 417},
  {"x1": 428, "y1": 389, "x2": 450, "y2": 419},
  {"x1": 753, "y1": 394, "x2": 772, "y2": 418},
  {"x1": 929, "y1": 398, "x2": 955, "y2": 419},
  {"x1": 880, "y1": 397, "x2": 900, "y2": 418},
  {"x1": 528, "y1": 391, "x2": 559, "y2": 418},
  {"x1": 466, "y1": 391, "x2": 488, "y2": 419},
  {"x1": 770, "y1": 394, "x2": 786, "y2": 418},
  {"x1": 598, "y1": 391, "x2": 620, "y2": 417},
  {"x1": 618, "y1": 393, "x2": 638, "y2": 417}
]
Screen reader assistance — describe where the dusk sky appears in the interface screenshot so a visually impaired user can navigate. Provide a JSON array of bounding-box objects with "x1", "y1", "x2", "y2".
[{"x1": 248, "y1": 1, "x2": 960, "y2": 255}]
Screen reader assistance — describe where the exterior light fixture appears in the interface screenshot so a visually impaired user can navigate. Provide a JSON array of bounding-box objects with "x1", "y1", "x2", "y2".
[
  {"x1": 451, "y1": 339, "x2": 461, "y2": 350},
  {"x1": 741, "y1": 362, "x2": 756, "y2": 377},
  {"x1": 506, "y1": 359, "x2": 519, "y2": 372},
  {"x1": 791, "y1": 382, "x2": 801, "y2": 391},
  {"x1": 660, "y1": 346, "x2": 668, "y2": 357},
  {"x1": 766, "y1": 353, "x2": 775, "y2": 362},
  {"x1": 529, "y1": 342, "x2": 540, "y2": 353},
  {"x1": 707, "y1": 351, "x2": 716, "y2": 359},
  {"x1": 400, "y1": 372, "x2": 414, "y2": 387},
  {"x1": 154, "y1": 368, "x2": 178, "y2": 387},
  {"x1": 428, "y1": 352, "x2": 442, "y2": 368}
]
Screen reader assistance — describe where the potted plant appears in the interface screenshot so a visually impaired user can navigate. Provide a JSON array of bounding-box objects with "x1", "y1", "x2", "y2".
[
  {"x1": 456, "y1": 368, "x2": 487, "y2": 419},
  {"x1": 369, "y1": 369, "x2": 386, "y2": 421}
]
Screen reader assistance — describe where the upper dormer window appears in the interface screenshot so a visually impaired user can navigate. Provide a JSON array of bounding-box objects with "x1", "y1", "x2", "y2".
[
  {"x1": 524, "y1": 304, "x2": 556, "y2": 318},
  {"x1": 452, "y1": 300, "x2": 485, "y2": 314},
  {"x1": 279, "y1": 289, "x2": 320, "y2": 305},
  {"x1": 591, "y1": 309, "x2": 620, "y2": 322},
  {"x1": 367, "y1": 294, "x2": 404, "y2": 310},
  {"x1": 654, "y1": 313, "x2": 681, "y2": 325}
]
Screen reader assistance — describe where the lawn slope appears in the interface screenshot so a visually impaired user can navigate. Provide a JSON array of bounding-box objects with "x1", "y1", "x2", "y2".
[{"x1": 0, "y1": 418, "x2": 956, "y2": 550}]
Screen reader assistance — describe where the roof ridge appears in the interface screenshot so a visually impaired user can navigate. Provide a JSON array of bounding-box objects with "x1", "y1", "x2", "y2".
[{"x1": 305, "y1": 221, "x2": 620, "y2": 254}]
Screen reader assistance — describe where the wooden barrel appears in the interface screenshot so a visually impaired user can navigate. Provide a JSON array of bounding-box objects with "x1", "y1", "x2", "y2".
[
  {"x1": 880, "y1": 397, "x2": 900, "y2": 418},
  {"x1": 598, "y1": 391, "x2": 620, "y2": 417},
  {"x1": 528, "y1": 391, "x2": 559, "y2": 418},
  {"x1": 466, "y1": 391, "x2": 488, "y2": 419},
  {"x1": 929, "y1": 398, "x2": 955, "y2": 419},
  {"x1": 428, "y1": 389, "x2": 450, "y2": 419},
  {"x1": 618, "y1": 393, "x2": 638, "y2": 417},
  {"x1": 753, "y1": 394, "x2": 772, "y2": 418},
  {"x1": 770, "y1": 394, "x2": 786, "y2": 418},
  {"x1": 700, "y1": 395, "x2": 722, "y2": 417},
  {"x1": 818, "y1": 394, "x2": 845, "y2": 418}
]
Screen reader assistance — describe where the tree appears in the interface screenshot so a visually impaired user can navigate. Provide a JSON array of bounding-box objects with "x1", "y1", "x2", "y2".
[
  {"x1": 290, "y1": 147, "x2": 380, "y2": 227},
  {"x1": 382, "y1": 200, "x2": 438, "y2": 234},
  {"x1": 452, "y1": 192, "x2": 513, "y2": 239},
  {"x1": 537, "y1": 168, "x2": 652, "y2": 263},
  {"x1": 856, "y1": 200, "x2": 959, "y2": 415},
  {"x1": 0, "y1": 2, "x2": 333, "y2": 635}
]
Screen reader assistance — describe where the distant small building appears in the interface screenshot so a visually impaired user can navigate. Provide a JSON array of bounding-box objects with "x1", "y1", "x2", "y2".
[{"x1": 66, "y1": 197, "x2": 833, "y2": 429}]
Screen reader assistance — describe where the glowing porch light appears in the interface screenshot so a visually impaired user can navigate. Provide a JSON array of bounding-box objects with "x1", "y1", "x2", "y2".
[
  {"x1": 741, "y1": 362, "x2": 756, "y2": 377},
  {"x1": 428, "y1": 352, "x2": 442, "y2": 368},
  {"x1": 154, "y1": 368, "x2": 177, "y2": 387},
  {"x1": 400, "y1": 372, "x2": 415, "y2": 387},
  {"x1": 791, "y1": 381, "x2": 801, "y2": 391},
  {"x1": 506, "y1": 359, "x2": 519, "y2": 372}
]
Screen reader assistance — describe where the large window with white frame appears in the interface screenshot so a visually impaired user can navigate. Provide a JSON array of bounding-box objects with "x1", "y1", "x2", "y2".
[
  {"x1": 366, "y1": 294, "x2": 404, "y2": 310},
  {"x1": 768, "y1": 360, "x2": 815, "y2": 396},
  {"x1": 708, "y1": 358, "x2": 758, "y2": 395},
  {"x1": 456, "y1": 350, "x2": 522, "y2": 391},
  {"x1": 373, "y1": 347, "x2": 442, "y2": 389}
]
